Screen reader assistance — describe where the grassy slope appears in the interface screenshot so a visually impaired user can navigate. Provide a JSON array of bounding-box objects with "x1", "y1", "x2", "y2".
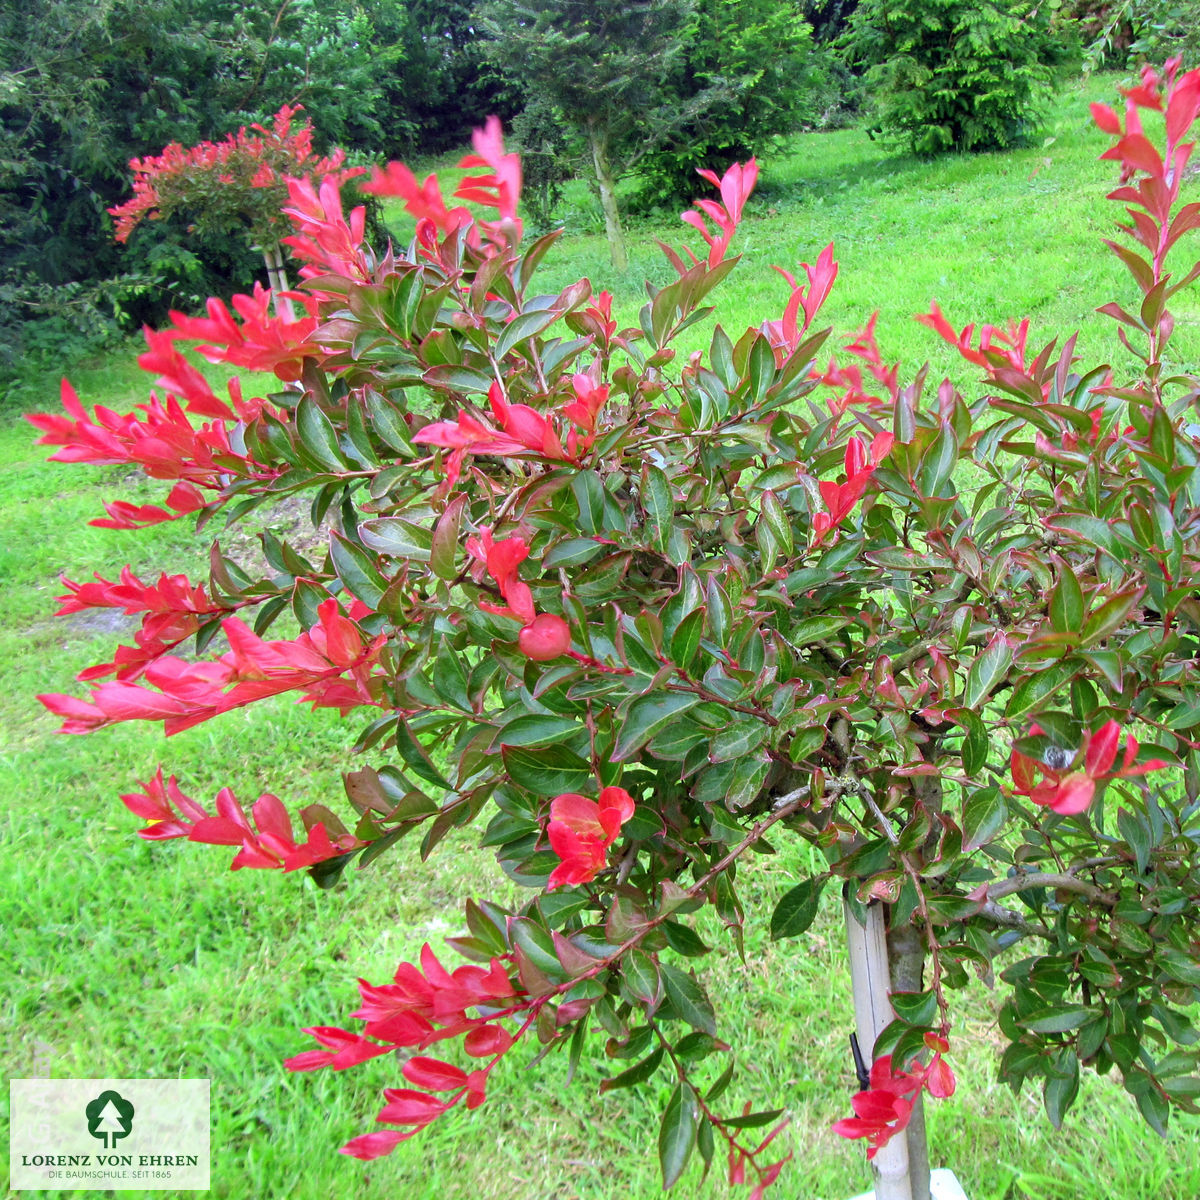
[{"x1": 3, "y1": 72, "x2": 1200, "y2": 1200}]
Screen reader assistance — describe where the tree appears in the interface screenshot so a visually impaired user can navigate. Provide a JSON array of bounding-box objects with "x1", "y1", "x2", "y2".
[
  {"x1": 107, "y1": 105, "x2": 363, "y2": 320},
  {"x1": 634, "y1": 0, "x2": 821, "y2": 209},
  {"x1": 475, "y1": 0, "x2": 727, "y2": 270},
  {"x1": 373, "y1": 0, "x2": 520, "y2": 156},
  {"x1": 840, "y1": 0, "x2": 1076, "y2": 155},
  {"x1": 27, "y1": 63, "x2": 1200, "y2": 1200}
]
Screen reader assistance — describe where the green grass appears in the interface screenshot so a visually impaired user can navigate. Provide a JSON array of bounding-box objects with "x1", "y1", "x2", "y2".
[{"x1": 4, "y1": 71, "x2": 1200, "y2": 1199}]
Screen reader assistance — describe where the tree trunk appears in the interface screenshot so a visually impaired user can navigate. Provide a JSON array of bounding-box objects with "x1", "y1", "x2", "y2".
[
  {"x1": 888, "y1": 919, "x2": 931, "y2": 1200},
  {"x1": 587, "y1": 122, "x2": 628, "y2": 273},
  {"x1": 262, "y1": 243, "x2": 295, "y2": 322}
]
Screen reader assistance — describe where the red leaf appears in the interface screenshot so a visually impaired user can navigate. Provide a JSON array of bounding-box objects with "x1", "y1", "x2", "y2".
[
  {"x1": 1091, "y1": 102, "x2": 1122, "y2": 134},
  {"x1": 401, "y1": 1057, "x2": 469, "y2": 1091}
]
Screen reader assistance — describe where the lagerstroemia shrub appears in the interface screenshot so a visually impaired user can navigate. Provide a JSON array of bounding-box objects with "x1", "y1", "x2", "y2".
[{"x1": 28, "y1": 67, "x2": 1200, "y2": 1194}]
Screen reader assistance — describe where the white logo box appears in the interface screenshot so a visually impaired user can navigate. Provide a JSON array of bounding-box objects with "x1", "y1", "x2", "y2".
[{"x1": 10, "y1": 1079, "x2": 210, "y2": 1191}]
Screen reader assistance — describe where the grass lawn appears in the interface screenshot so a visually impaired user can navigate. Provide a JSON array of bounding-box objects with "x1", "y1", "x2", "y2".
[{"x1": 3, "y1": 70, "x2": 1199, "y2": 1199}]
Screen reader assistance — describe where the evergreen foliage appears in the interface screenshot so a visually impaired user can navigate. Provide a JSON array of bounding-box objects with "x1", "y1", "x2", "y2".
[
  {"x1": 475, "y1": 0, "x2": 728, "y2": 268},
  {"x1": 840, "y1": 0, "x2": 1078, "y2": 155},
  {"x1": 633, "y1": 0, "x2": 824, "y2": 209}
]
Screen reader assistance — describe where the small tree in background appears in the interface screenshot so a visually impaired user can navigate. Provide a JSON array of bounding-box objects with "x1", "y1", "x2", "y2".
[
  {"x1": 27, "y1": 62, "x2": 1200, "y2": 1200},
  {"x1": 108, "y1": 106, "x2": 362, "y2": 320},
  {"x1": 631, "y1": 0, "x2": 823, "y2": 210},
  {"x1": 475, "y1": 0, "x2": 730, "y2": 270},
  {"x1": 841, "y1": 0, "x2": 1078, "y2": 154}
]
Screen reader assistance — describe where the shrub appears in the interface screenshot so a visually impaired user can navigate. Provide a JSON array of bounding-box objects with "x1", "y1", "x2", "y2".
[
  {"x1": 841, "y1": 0, "x2": 1078, "y2": 154},
  {"x1": 27, "y1": 64, "x2": 1200, "y2": 1197},
  {"x1": 632, "y1": 0, "x2": 824, "y2": 209}
]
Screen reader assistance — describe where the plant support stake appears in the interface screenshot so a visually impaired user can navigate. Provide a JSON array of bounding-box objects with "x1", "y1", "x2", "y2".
[{"x1": 844, "y1": 891, "x2": 925, "y2": 1200}]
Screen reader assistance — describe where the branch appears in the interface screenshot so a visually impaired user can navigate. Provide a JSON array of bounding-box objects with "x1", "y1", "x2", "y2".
[
  {"x1": 976, "y1": 900, "x2": 1053, "y2": 939},
  {"x1": 986, "y1": 871, "x2": 1115, "y2": 905}
]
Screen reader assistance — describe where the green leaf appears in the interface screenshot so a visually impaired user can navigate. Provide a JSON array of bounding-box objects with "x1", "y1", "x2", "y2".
[
  {"x1": 788, "y1": 615, "x2": 851, "y2": 646},
  {"x1": 1005, "y1": 661, "x2": 1079, "y2": 718},
  {"x1": 1049, "y1": 564, "x2": 1086, "y2": 634},
  {"x1": 642, "y1": 464, "x2": 673, "y2": 554},
  {"x1": 717, "y1": 1108, "x2": 785, "y2": 1130},
  {"x1": 572, "y1": 471, "x2": 605, "y2": 534},
  {"x1": 430, "y1": 494, "x2": 466, "y2": 581},
  {"x1": 1022, "y1": 1006, "x2": 1092, "y2": 1034},
  {"x1": 1117, "y1": 808, "x2": 1151, "y2": 875},
  {"x1": 708, "y1": 719, "x2": 767, "y2": 762},
  {"x1": 503, "y1": 745, "x2": 593, "y2": 795},
  {"x1": 494, "y1": 306, "x2": 562, "y2": 361},
  {"x1": 613, "y1": 693, "x2": 700, "y2": 762},
  {"x1": 957, "y1": 709, "x2": 989, "y2": 775},
  {"x1": 658, "y1": 1082, "x2": 698, "y2": 1190},
  {"x1": 566, "y1": 1016, "x2": 587, "y2": 1086},
  {"x1": 670, "y1": 609, "x2": 705, "y2": 671},
  {"x1": 1134, "y1": 1079, "x2": 1170, "y2": 1135},
  {"x1": 919, "y1": 422, "x2": 958, "y2": 497},
  {"x1": 706, "y1": 1060, "x2": 735, "y2": 1103},
  {"x1": 394, "y1": 721, "x2": 451, "y2": 789},
  {"x1": 329, "y1": 531, "x2": 388, "y2": 610},
  {"x1": 747, "y1": 333, "x2": 775, "y2": 404},
  {"x1": 964, "y1": 634, "x2": 1013, "y2": 708},
  {"x1": 621, "y1": 949, "x2": 661, "y2": 1004},
  {"x1": 1049, "y1": 514, "x2": 1125, "y2": 560},
  {"x1": 705, "y1": 578, "x2": 732, "y2": 646},
  {"x1": 661, "y1": 963, "x2": 717, "y2": 1035},
  {"x1": 891, "y1": 990, "x2": 938, "y2": 1026},
  {"x1": 360, "y1": 517, "x2": 433, "y2": 561},
  {"x1": 544, "y1": 538, "x2": 603, "y2": 568},
  {"x1": 308, "y1": 849, "x2": 359, "y2": 888},
  {"x1": 432, "y1": 640, "x2": 471, "y2": 711},
  {"x1": 758, "y1": 489, "x2": 793, "y2": 557},
  {"x1": 600, "y1": 1047, "x2": 664, "y2": 1094},
  {"x1": 1044, "y1": 1050, "x2": 1080, "y2": 1129},
  {"x1": 1082, "y1": 589, "x2": 1142, "y2": 644},
  {"x1": 510, "y1": 917, "x2": 563, "y2": 979},
  {"x1": 770, "y1": 876, "x2": 827, "y2": 940},
  {"x1": 663, "y1": 920, "x2": 710, "y2": 958},
  {"x1": 423, "y1": 364, "x2": 494, "y2": 394},
  {"x1": 296, "y1": 394, "x2": 350, "y2": 471},
  {"x1": 697, "y1": 1116, "x2": 715, "y2": 1169},
  {"x1": 494, "y1": 713, "x2": 581, "y2": 748},
  {"x1": 363, "y1": 388, "x2": 413, "y2": 452},
  {"x1": 963, "y1": 786, "x2": 1007, "y2": 852}
]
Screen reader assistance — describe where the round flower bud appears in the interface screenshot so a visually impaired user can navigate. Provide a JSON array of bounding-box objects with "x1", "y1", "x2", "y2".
[{"x1": 518, "y1": 613, "x2": 571, "y2": 661}]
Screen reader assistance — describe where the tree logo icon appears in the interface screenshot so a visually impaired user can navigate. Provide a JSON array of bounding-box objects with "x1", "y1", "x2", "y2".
[{"x1": 85, "y1": 1090, "x2": 135, "y2": 1149}]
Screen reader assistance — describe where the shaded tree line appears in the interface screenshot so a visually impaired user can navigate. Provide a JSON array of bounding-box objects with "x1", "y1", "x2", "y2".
[
  {"x1": 0, "y1": 0, "x2": 514, "y2": 371},
  {"x1": 1, "y1": 0, "x2": 1117, "y2": 372}
]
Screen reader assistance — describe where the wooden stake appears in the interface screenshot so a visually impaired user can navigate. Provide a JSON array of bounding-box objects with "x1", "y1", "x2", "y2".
[{"x1": 844, "y1": 892, "x2": 913, "y2": 1200}]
